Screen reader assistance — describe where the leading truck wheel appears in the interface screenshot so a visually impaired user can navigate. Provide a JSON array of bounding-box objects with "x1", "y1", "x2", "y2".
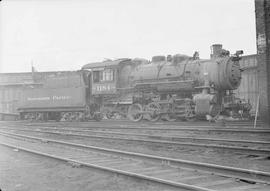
[
  {"x1": 185, "y1": 104, "x2": 195, "y2": 122},
  {"x1": 128, "y1": 104, "x2": 143, "y2": 122}
]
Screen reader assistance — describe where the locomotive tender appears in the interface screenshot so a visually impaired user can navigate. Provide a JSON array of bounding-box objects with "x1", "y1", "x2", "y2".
[
  {"x1": 82, "y1": 44, "x2": 250, "y2": 122},
  {"x1": 18, "y1": 71, "x2": 102, "y2": 121}
]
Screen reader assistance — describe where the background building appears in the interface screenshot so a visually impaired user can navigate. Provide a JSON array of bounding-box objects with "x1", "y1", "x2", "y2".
[{"x1": 255, "y1": 0, "x2": 270, "y2": 123}]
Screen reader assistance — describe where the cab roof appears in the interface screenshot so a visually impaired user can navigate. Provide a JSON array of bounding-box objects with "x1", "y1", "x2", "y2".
[{"x1": 82, "y1": 58, "x2": 131, "y2": 69}]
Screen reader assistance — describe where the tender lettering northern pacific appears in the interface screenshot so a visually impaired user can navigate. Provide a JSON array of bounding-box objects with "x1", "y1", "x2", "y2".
[
  {"x1": 27, "y1": 97, "x2": 50, "y2": 101},
  {"x1": 27, "y1": 96, "x2": 71, "y2": 101}
]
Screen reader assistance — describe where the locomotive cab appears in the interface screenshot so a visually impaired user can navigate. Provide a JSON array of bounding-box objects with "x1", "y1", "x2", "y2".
[
  {"x1": 92, "y1": 68, "x2": 117, "y2": 95},
  {"x1": 82, "y1": 58, "x2": 135, "y2": 119},
  {"x1": 82, "y1": 58, "x2": 135, "y2": 95}
]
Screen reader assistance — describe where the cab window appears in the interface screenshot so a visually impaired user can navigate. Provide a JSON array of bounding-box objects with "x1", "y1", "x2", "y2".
[
  {"x1": 93, "y1": 71, "x2": 100, "y2": 83},
  {"x1": 101, "y1": 69, "x2": 114, "y2": 82},
  {"x1": 93, "y1": 69, "x2": 114, "y2": 83}
]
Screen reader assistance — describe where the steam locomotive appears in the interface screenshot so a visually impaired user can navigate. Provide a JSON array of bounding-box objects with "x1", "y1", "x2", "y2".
[
  {"x1": 18, "y1": 44, "x2": 250, "y2": 122},
  {"x1": 81, "y1": 44, "x2": 250, "y2": 122}
]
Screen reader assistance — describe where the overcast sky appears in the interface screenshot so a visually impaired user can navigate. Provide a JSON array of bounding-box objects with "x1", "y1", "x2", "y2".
[{"x1": 0, "y1": 0, "x2": 256, "y2": 73}]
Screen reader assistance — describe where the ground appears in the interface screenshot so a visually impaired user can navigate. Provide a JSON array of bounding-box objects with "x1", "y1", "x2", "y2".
[{"x1": 0, "y1": 146, "x2": 178, "y2": 191}]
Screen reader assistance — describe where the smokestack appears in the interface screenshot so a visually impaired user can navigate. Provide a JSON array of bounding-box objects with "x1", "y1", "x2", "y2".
[{"x1": 210, "y1": 44, "x2": 223, "y2": 58}]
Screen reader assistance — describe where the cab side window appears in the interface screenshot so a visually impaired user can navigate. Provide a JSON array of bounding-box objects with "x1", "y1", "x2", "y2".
[
  {"x1": 101, "y1": 69, "x2": 114, "y2": 82},
  {"x1": 93, "y1": 71, "x2": 100, "y2": 83},
  {"x1": 93, "y1": 69, "x2": 114, "y2": 83}
]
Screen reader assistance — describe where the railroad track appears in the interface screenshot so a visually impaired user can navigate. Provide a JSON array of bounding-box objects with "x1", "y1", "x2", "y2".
[
  {"x1": 0, "y1": 131, "x2": 269, "y2": 191},
  {"x1": 13, "y1": 122, "x2": 270, "y2": 133},
  {"x1": 1, "y1": 127, "x2": 269, "y2": 155},
  {"x1": 15, "y1": 126, "x2": 270, "y2": 145},
  {"x1": 9, "y1": 119, "x2": 264, "y2": 129},
  {"x1": 2, "y1": 126, "x2": 270, "y2": 148}
]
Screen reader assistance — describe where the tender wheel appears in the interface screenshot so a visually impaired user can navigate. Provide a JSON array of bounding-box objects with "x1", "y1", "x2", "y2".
[
  {"x1": 101, "y1": 107, "x2": 114, "y2": 119},
  {"x1": 144, "y1": 102, "x2": 161, "y2": 122},
  {"x1": 106, "y1": 112, "x2": 114, "y2": 119},
  {"x1": 93, "y1": 112, "x2": 103, "y2": 121},
  {"x1": 163, "y1": 113, "x2": 177, "y2": 122},
  {"x1": 128, "y1": 104, "x2": 143, "y2": 122},
  {"x1": 105, "y1": 110, "x2": 114, "y2": 119}
]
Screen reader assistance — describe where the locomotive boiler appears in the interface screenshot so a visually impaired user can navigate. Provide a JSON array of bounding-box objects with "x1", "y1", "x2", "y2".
[{"x1": 82, "y1": 44, "x2": 250, "y2": 122}]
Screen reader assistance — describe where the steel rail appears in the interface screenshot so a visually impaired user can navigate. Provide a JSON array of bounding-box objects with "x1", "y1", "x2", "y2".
[
  {"x1": 2, "y1": 119, "x2": 264, "y2": 129},
  {"x1": 21, "y1": 119, "x2": 262, "y2": 125},
  {"x1": 17, "y1": 123, "x2": 270, "y2": 133},
  {"x1": 1, "y1": 128, "x2": 269, "y2": 155},
  {"x1": 1, "y1": 126, "x2": 270, "y2": 145},
  {"x1": 0, "y1": 142, "x2": 214, "y2": 191},
  {"x1": 1, "y1": 131, "x2": 270, "y2": 184}
]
